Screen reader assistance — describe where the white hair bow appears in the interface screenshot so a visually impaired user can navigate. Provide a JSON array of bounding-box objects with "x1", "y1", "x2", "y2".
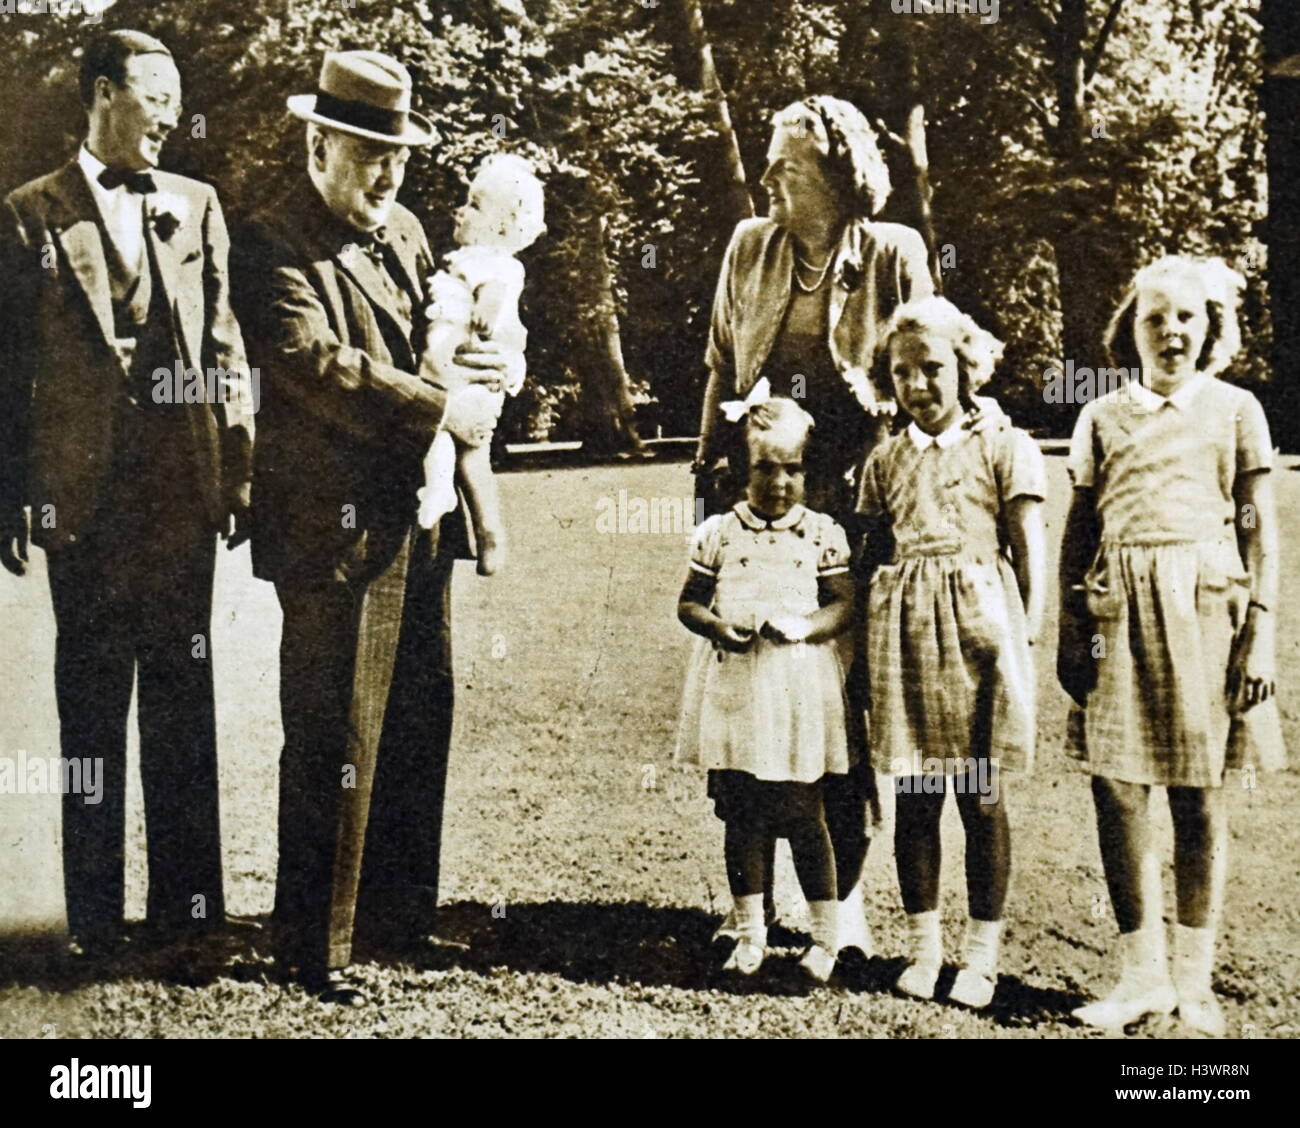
[{"x1": 720, "y1": 377, "x2": 772, "y2": 423}]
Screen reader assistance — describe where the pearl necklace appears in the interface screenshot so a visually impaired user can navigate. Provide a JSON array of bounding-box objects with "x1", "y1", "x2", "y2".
[{"x1": 793, "y1": 250, "x2": 833, "y2": 293}]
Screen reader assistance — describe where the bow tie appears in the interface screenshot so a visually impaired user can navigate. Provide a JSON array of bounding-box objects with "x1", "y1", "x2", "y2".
[
  {"x1": 98, "y1": 167, "x2": 157, "y2": 194},
  {"x1": 349, "y1": 226, "x2": 391, "y2": 262}
]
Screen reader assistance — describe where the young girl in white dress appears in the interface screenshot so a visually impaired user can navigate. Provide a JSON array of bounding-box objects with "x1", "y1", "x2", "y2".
[
  {"x1": 857, "y1": 297, "x2": 1046, "y2": 1008},
  {"x1": 417, "y1": 153, "x2": 544, "y2": 575},
  {"x1": 676, "y1": 394, "x2": 855, "y2": 983},
  {"x1": 1060, "y1": 256, "x2": 1284, "y2": 1035}
]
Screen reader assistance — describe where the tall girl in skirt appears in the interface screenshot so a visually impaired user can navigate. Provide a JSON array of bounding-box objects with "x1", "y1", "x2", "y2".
[
  {"x1": 677, "y1": 395, "x2": 855, "y2": 983},
  {"x1": 856, "y1": 297, "x2": 1046, "y2": 1008},
  {"x1": 1059, "y1": 256, "x2": 1284, "y2": 1035}
]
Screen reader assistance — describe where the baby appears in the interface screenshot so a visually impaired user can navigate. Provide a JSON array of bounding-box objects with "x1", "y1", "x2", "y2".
[{"x1": 417, "y1": 153, "x2": 545, "y2": 575}]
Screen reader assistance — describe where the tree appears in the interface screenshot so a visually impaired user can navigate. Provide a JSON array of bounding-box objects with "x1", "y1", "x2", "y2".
[
  {"x1": 836, "y1": 0, "x2": 941, "y2": 289},
  {"x1": 1029, "y1": 0, "x2": 1131, "y2": 390},
  {"x1": 663, "y1": 0, "x2": 754, "y2": 226}
]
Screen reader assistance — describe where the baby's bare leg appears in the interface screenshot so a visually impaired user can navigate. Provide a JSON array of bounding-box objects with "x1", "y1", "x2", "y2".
[{"x1": 458, "y1": 442, "x2": 505, "y2": 575}]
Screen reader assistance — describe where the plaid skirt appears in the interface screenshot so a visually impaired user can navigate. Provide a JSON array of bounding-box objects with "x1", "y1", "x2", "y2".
[
  {"x1": 1066, "y1": 538, "x2": 1286, "y2": 787},
  {"x1": 866, "y1": 551, "x2": 1035, "y2": 775}
]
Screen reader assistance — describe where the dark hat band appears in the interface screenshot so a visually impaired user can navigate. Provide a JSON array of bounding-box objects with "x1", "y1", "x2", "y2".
[{"x1": 314, "y1": 90, "x2": 410, "y2": 138}]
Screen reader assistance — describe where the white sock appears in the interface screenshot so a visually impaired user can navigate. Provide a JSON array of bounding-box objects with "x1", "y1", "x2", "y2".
[
  {"x1": 1139, "y1": 847, "x2": 1165, "y2": 931},
  {"x1": 1172, "y1": 924, "x2": 1216, "y2": 996},
  {"x1": 733, "y1": 894, "x2": 766, "y2": 943},
  {"x1": 962, "y1": 918, "x2": 1003, "y2": 980},
  {"x1": 906, "y1": 910, "x2": 942, "y2": 968},
  {"x1": 1120, "y1": 923, "x2": 1171, "y2": 990},
  {"x1": 807, "y1": 900, "x2": 837, "y2": 952}
]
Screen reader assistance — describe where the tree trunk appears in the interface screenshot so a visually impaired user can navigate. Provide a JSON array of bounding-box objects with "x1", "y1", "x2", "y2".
[
  {"x1": 1053, "y1": 0, "x2": 1090, "y2": 153},
  {"x1": 1047, "y1": 0, "x2": 1105, "y2": 423},
  {"x1": 665, "y1": 0, "x2": 754, "y2": 224},
  {"x1": 574, "y1": 212, "x2": 648, "y2": 455},
  {"x1": 839, "y1": 0, "x2": 940, "y2": 288},
  {"x1": 901, "y1": 102, "x2": 941, "y2": 292},
  {"x1": 1051, "y1": 227, "x2": 1112, "y2": 378}
]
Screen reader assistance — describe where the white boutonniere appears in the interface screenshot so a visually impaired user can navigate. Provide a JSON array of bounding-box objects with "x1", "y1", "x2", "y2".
[{"x1": 147, "y1": 191, "x2": 188, "y2": 243}]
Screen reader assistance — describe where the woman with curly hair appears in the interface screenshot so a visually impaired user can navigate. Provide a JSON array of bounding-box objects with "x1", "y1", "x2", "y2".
[
  {"x1": 692, "y1": 95, "x2": 939, "y2": 962},
  {"x1": 856, "y1": 297, "x2": 1046, "y2": 1007},
  {"x1": 696, "y1": 96, "x2": 931, "y2": 520}
]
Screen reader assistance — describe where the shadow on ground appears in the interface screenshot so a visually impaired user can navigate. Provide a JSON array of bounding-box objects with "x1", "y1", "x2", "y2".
[{"x1": 0, "y1": 900, "x2": 1088, "y2": 1026}]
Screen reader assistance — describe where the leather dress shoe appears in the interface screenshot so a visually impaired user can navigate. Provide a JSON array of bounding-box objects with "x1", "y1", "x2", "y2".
[
  {"x1": 419, "y1": 930, "x2": 470, "y2": 953},
  {"x1": 66, "y1": 931, "x2": 131, "y2": 960},
  {"x1": 315, "y1": 969, "x2": 370, "y2": 1007}
]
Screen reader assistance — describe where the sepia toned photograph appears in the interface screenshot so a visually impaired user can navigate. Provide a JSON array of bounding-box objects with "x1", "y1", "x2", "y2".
[{"x1": 0, "y1": 0, "x2": 1296, "y2": 1074}]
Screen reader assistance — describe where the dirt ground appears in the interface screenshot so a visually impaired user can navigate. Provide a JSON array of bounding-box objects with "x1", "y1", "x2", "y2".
[{"x1": 1, "y1": 454, "x2": 1297, "y2": 1039}]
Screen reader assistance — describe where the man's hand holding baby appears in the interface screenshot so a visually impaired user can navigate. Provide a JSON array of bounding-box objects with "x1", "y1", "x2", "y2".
[{"x1": 421, "y1": 332, "x2": 520, "y2": 445}]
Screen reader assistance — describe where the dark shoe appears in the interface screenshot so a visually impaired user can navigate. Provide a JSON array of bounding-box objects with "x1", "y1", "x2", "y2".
[
  {"x1": 420, "y1": 930, "x2": 470, "y2": 953},
  {"x1": 66, "y1": 931, "x2": 130, "y2": 960},
  {"x1": 313, "y1": 969, "x2": 369, "y2": 1007}
]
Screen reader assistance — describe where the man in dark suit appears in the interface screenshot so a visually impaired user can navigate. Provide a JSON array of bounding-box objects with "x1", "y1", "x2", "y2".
[
  {"x1": 0, "y1": 31, "x2": 254, "y2": 956},
  {"x1": 231, "y1": 50, "x2": 514, "y2": 1004}
]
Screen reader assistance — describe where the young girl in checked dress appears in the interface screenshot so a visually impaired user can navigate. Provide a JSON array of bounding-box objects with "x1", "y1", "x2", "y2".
[
  {"x1": 676, "y1": 396, "x2": 855, "y2": 983},
  {"x1": 857, "y1": 297, "x2": 1046, "y2": 1008},
  {"x1": 1060, "y1": 257, "x2": 1284, "y2": 1035}
]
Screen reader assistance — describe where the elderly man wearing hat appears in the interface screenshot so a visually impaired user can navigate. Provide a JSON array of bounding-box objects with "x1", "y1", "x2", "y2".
[{"x1": 232, "y1": 50, "x2": 518, "y2": 1004}]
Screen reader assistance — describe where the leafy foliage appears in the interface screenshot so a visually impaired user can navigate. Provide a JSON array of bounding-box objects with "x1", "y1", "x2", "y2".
[{"x1": 0, "y1": 0, "x2": 1270, "y2": 439}]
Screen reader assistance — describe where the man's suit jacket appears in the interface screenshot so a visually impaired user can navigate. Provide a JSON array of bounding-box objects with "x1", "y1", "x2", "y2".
[
  {"x1": 0, "y1": 160, "x2": 253, "y2": 549},
  {"x1": 232, "y1": 190, "x2": 458, "y2": 584}
]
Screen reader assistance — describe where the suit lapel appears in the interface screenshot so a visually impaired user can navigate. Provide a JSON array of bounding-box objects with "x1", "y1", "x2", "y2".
[
  {"x1": 385, "y1": 223, "x2": 425, "y2": 307},
  {"x1": 145, "y1": 200, "x2": 179, "y2": 315},
  {"x1": 332, "y1": 240, "x2": 411, "y2": 339},
  {"x1": 46, "y1": 163, "x2": 116, "y2": 350}
]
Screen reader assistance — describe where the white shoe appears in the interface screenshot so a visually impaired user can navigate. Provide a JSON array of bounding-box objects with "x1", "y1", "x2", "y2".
[
  {"x1": 836, "y1": 895, "x2": 875, "y2": 958},
  {"x1": 723, "y1": 938, "x2": 765, "y2": 976},
  {"x1": 800, "y1": 943, "x2": 837, "y2": 984},
  {"x1": 1075, "y1": 918, "x2": 1176, "y2": 1029},
  {"x1": 1172, "y1": 923, "x2": 1225, "y2": 1037},
  {"x1": 949, "y1": 967, "x2": 997, "y2": 1009},
  {"x1": 896, "y1": 960, "x2": 941, "y2": 999},
  {"x1": 1177, "y1": 990, "x2": 1226, "y2": 1037},
  {"x1": 1073, "y1": 981, "x2": 1177, "y2": 1029},
  {"x1": 949, "y1": 918, "x2": 1003, "y2": 1009}
]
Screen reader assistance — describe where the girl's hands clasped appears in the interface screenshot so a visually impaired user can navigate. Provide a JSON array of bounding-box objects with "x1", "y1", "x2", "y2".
[
  {"x1": 760, "y1": 615, "x2": 812, "y2": 644},
  {"x1": 711, "y1": 621, "x2": 757, "y2": 653}
]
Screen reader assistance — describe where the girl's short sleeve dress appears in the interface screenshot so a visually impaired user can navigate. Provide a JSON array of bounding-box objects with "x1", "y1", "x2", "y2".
[
  {"x1": 857, "y1": 424, "x2": 1046, "y2": 776},
  {"x1": 675, "y1": 503, "x2": 851, "y2": 784},
  {"x1": 1065, "y1": 376, "x2": 1285, "y2": 786}
]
